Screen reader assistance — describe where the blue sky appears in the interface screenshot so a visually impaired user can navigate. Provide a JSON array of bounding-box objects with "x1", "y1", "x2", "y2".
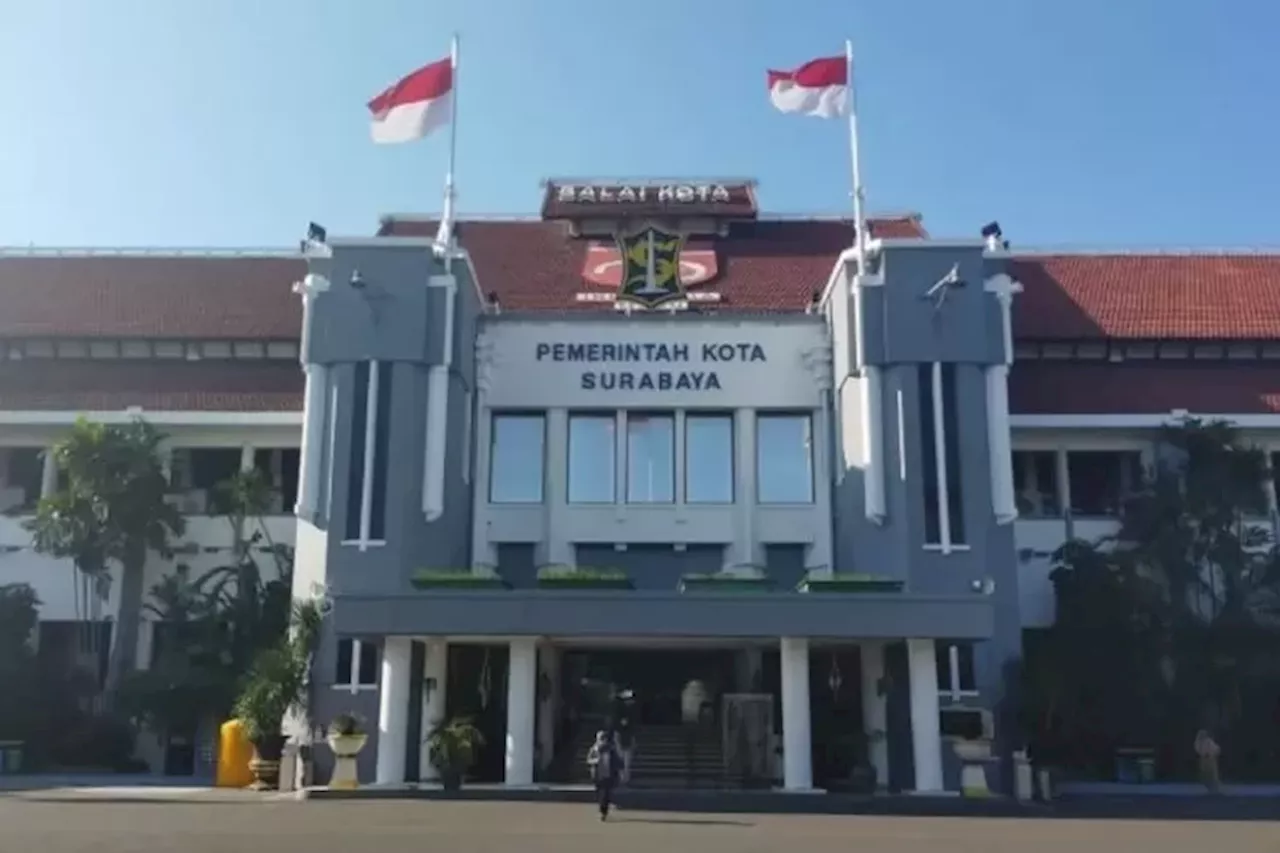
[{"x1": 0, "y1": 0, "x2": 1275, "y2": 248}]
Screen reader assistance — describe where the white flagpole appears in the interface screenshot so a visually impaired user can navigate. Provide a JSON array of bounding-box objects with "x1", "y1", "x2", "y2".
[
  {"x1": 846, "y1": 38, "x2": 868, "y2": 275},
  {"x1": 435, "y1": 33, "x2": 460, "y2": 249}
]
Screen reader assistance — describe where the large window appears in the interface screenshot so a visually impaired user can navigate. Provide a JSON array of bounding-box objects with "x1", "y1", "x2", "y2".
[
  {"x1": 918, "y1": 363, "x2": 965, "y2": 547},
  {"x1": 756, "y1": 413, "x2": 813, "y2": 504},
  {"x1": 334, "y1": 639, "x2": 379, "y2": 693},
  {"x1": 568, "y1": 414, "x2": 616, "y2": 503},
  {"x1": 685, "y1": 414, "x2": 734, "y2": 503},
  {"x1": 1012, "y1": 450, "x2": 1061, "y2": 517},
  {"x1": 935, "y1": 641, "x2": 977, "y2": 699},
  {"x1": 489, "y1": 413, "x2": 546, "y2": 503},
  {"x1": 344, "y1": 362, "x2": 371, "y2": 539},
  {"x1": 626, "y1": 413, "x2": 675, "y2": 503},
  {"x1": 1067, "y1": 450, "x2": 1142, "y2": 517}
]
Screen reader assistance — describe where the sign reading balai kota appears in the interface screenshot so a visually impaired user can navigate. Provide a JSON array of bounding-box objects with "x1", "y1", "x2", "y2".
[{"x1": 534, "y1": 341, "x2": 767, "y2": 391}]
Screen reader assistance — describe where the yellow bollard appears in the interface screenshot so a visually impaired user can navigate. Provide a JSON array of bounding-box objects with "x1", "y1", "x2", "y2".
[{"x1": 216, "y1": 719, "x2": 256, "y2": 789}]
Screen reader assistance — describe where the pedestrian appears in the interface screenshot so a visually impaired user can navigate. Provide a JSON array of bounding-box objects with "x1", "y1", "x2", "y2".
[
  {"x1": 586, "y1": 728, "x2": 622, "y2": 821},
  {"x1": 614, "y1": 689, "x2": 636, "y2": 785}
]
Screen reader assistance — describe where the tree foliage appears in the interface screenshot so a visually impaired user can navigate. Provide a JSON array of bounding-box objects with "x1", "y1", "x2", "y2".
[
  {"x1": 1033, "y1": 418, "x2": 1280, "y2": 780},
  {"x1": 24, "y1": 418, "x2": 184, "y2": 695}
]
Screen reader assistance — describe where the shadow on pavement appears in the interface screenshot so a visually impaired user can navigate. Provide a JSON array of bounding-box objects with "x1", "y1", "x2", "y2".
[{"x1": 613, "y1": 816, "x2": 755, "y2": 827}]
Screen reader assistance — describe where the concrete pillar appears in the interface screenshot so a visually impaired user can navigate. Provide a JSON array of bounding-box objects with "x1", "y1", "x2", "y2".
[
  {"x1": 543, "y1": 409, "x2": 572, "y2": 566},
  {"x1": 418, "y1": 639, "x2": 448, "y2": 781},
  {"x1": 780, "y1": 636, "x2": 813, "y2": 791},
  {"x1": 505, "y1": 637, "x2": 537, "y2": 786},
  {"x1": 40, "y1": 447, "x2": 58, "y2": 498},
  {"x1": 239, "y1": 443, "x2": 255, "y2": 473},
  {"x1": 375, "y1": 637, "x2": 413, "y2": 786},
  {"x1": 536, "y1": 644, "x2": 560, "y2": 772},
  {"x1": 906, "y1": 638, "x2": 944, "y2": 793},
  {"x1": 860, "y1": 641, "x2": 889, "y2": 789},
  {"x1": 727, "y1": 408, "x2": 758, "y2": 572}
]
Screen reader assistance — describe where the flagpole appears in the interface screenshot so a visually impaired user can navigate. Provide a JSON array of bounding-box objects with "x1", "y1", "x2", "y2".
[
  {"x1": 436, "y1": 33, "x2": 460, "y2": 249},
  {"x1": 845, "y1": 38, "x2": 867, "y2": 275}
]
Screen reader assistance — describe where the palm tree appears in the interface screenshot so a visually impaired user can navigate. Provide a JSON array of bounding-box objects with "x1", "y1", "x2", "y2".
[{"x1": 25, "y1": 418, "x2": 184, "y2": 699}]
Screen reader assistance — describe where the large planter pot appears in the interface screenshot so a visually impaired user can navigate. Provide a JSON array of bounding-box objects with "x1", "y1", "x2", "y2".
[
  {"x1": 953, "y1": 739, "x2": 993, "y2": 798},
  {"x1": 326, "y1": 734, "x2": 368, "y2": 790},
  {"x1": 247, "y1": 734, "x2": 287, "y2": 792},
  {"x1": 440, "y1": 768, "x2": 463, "y2": 791}
]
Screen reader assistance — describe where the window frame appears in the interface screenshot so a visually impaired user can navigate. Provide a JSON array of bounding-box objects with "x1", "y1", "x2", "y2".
[
  {"x1": 488, "y1": 411, "x2": 548, "y2": 505},
  {"x1": 625, "y1": 411, "x2": 676, "y2": 504},
  {"x1": 683, "y1": 412, "x2": 735, "y2": 504},
  {"x1": 333, "y1": 638, "x2": 379, "y2": 694},
  {"x1": 755, "y1": 411, "x2": 815, "y2": 505},
  {"x1": 935, "y1": 641, "x2": 978, "y2": 700},
  {"x1": 567, "y1": 412, "x2": 618, "y2": 504}
]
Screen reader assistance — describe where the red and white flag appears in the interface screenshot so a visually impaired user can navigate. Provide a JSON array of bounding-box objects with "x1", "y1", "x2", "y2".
[
  {"x1": 367, "y1": 56, "x2": 453, "y2": 144},
  {"x1": 766, "y1": 56, "x2": 848, "y2": 118}
]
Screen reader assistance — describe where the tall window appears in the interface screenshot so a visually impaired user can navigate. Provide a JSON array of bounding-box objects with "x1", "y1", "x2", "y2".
[
  {"x1": 626, "y1": 413, "x2": 675, "y2": 503},
  {"x1": 489, "y1": 413, "x2": 546, "y2": 503},
  {"x1": 685, "y1": 414, "x2": 734, "y2": 503},
  {"x1": 1012, "y1": 450, "x2": 1061, "y2": 517},
  {"x1": 756, "y1": 413, "x2": 814, "y2": 504},
  {"x1": 568, "y1": 414, "x2": 616, "y2": 503},
  {"x1": 919, "y1": 363, "x2": 965, "y2": 547},
  {"x1": 1067, "y1": 451, "x2": 1142, "y2": 517},
  {"x1": 345, "y1": 361, "x2": 390, "y2": 543}
]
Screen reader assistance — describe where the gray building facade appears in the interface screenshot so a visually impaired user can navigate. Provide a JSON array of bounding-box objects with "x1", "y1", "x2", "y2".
[{"x1": 290, "y1": 183, "x2": 1024, "y2": 794}]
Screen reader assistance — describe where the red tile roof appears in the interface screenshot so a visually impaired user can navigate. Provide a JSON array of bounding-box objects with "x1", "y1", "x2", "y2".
[
  {"x1": 380, "y1": 216, "x2": 927, "y2": 313},
  {"x1": 0, "y1": 361, "x2": 303, "y2": 412},
  {"x1": 1012, "y1": 254, "x2": 1280, "y2": 340},
  {"x1": 1009, "y1": 362, "x2": 1280, "y2": 415},
  {"x1": 0, "y1": 253, "x2": 303, "y2": 339}
]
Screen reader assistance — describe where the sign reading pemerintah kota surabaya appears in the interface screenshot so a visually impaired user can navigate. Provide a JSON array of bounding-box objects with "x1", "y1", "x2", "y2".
[{"x1": 535, "y1": 340, "x2": 768, "y2": 391}]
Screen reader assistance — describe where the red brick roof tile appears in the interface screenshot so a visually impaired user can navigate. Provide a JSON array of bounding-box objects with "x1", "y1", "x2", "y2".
[
  {"x1": 380, "y1": 217, "x2": 927, "y2": 313},
  {"x1": 0, "y1": 361, "x2": 303, "y2": 412},
  {"x1": 0, "y1": 254, "x2": 304, "y2": 339},
  {"x1": 1009, "y1": 361, "x2": 1280, "y2": 415},
  {"x1": 1012, "y1": 254, "x2": 1280, "y2": 340}
]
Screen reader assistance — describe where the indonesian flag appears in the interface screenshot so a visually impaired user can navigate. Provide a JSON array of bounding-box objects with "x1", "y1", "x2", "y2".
[
  {"x1": 767, "y1": 56, "x2": 849, "y2": 118},
  {"x1": 367, "y1": 57, "x2": 453, "y2": 144}
]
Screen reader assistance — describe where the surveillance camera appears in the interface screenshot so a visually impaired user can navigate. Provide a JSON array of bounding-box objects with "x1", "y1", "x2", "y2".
[{"x1": 350, "y1": 269, "x2": 366, "y2": 289}]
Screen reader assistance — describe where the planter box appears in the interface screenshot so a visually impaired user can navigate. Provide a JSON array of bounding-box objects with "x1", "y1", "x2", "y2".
[
  {"x1": 411, "y1": 574, "x2": 509, "y2": 590},
  {"x1": 799, "y1": 576, "x2": 904, "y2": 593},
  {"x1": 679, "y1": 576, "x2": 775, "y2": 592},
  {"x1": 536, "y1": 577, "x2": 633, "y2": 590}
]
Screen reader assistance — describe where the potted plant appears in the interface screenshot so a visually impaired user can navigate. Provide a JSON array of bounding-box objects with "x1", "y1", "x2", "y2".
[
  {"x1": 425, "y1": 716, "x2": 485, "y2": 791},
  {"x1": 232, "y1": 640, "x2": 306, "y2": 791},
  {"x1": 326, "y1": 712, "x2": 367, "y2": 790}
]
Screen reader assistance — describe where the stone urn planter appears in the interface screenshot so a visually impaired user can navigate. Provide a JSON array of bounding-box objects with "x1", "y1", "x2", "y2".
[
  {"x1": 326, "y1": 713, "x2": 367, "y2": 790},
  {"x1": 247, "y1": 734, "x2": 287, "y2": 791},
  {"x1": 953, "y1": 739, "x2": 993, "y2": 798}
]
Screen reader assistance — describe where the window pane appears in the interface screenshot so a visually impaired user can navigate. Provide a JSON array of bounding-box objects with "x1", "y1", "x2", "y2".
[
  {"x1": 568, "y1": 414, "x2": 616, "y2": 503},
  {"x1": 344, "y1": 362, "x2": 371, "y2": 539},
  {"x1": 1068, "y1": 451, "x2": 1141, "y2": 516},
  {"x1": 627, "y1": 413, "x2": 674, "y2": 503},
  {"x1": 685, "y1": 414, "x2": 734, "y2": 503},
  {"x1": 370, "y1": 363, "x2": 393, "y2": 540},
  {"x1": 756, "y1": 414, "x2": 813, "y2": 503},
  {"x1": 941, "y1": 364, "x2": 965, "y2": 544},
  {"x1": 489, "y1": 414, "x2": 545, "y2": 503},
  {"x1": 956, "y1": 642, "x2": 976, "y2": 692},
  {"x1": 357, "y1": 640, "x2": 379, "y2": 686},
  {"x1": 336, "y1": 638, "x2": 354, "y2": 685},
  {"x1": 918, "y1": 364, "x2": 941, "y2": 543},
  {"x1": 1013, "y1": 450, "x2": 1062, "y2": 517}
]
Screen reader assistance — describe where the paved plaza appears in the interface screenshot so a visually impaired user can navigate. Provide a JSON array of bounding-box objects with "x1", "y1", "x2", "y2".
[{"x1": 2, "y1": 798, "x2": 1278, "y2": 853}]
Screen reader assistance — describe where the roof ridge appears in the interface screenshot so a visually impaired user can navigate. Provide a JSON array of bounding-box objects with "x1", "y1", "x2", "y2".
[
  {"x1": 1013, "y1": 247, "x2": 1280, "y2": 257},
  {"x1": 379, "y1": 211, "x2": 922, "y2": 224},
  {"x1": 0, "y1": 247, "x2": 301, "y2": 258}
]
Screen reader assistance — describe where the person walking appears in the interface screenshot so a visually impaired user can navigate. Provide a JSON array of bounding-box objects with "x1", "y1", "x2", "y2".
[
  {"x1": 586, "y1": 728, "x2": 622, "y2": 821},
  {"x1": 614, "y1": 688, "x2": 636, "y2": 785}
]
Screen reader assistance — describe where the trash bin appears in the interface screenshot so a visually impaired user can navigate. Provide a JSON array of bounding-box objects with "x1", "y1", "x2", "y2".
[
  {"x1": 0, "y1": 741, "x2": 23, "y2": 774},
  {"x1": 1012, "y1": 750, "x2": 1033, "y2": 801}
]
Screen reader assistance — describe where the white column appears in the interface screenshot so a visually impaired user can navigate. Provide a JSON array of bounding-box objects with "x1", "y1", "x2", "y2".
[
  {"x1": 985, "y1": 365, "x2": 1017, "y2": 524},
  {"x1": 375, "y1": 636, "x2": 413, "y2": 786},
  {"x1": 40, "y1": 447, "x2": 58, "y2": 498},
  {"x1": 860, "y1": 641, "x2": 889, "y2": 789},
  {"x1": 543, "y1": 409, "x2": 572, "y2": 566},
  {"x1": 727, "y1": 408, "x2": 757, "y2": 572},
  {"x1": 296, "y1": 365, "x2": 328, "y2": 515},
  {"x1": 239, "y1": 443, "x2": 255, "y2": 473},
  {"x1": 505, "y1": 637, "x2": 537, "y2": 787},
  {"x1": 780, "y1": 636, "x2": 813, "y2": 791},
  {"x1": 418, "y1": 639, "x2": 448, "y2": 781},
  {"x1": 906, "y1": 638, "x2": 944, "y2": 793}
]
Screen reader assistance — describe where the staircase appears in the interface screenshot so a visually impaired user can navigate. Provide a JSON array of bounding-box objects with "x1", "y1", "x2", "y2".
[{"x1": 567, "y1": 724, "x2": 730, "y2": 789}]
